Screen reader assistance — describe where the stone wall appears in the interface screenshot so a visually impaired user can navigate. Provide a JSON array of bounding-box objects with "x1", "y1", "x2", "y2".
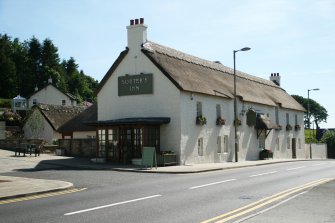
[
  {"x1": 305, "y1": 143, "x2": 328, "y2": 159},
  {"x1": 0, "y1": 139, "x2": 44, "y2": 150},
  {"x1": 58, "y1": 139, "x2": 96, "y2": 157}
]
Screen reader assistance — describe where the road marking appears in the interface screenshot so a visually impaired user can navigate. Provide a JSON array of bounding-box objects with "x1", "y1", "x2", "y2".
[
  {"x1": 0, "y1": 188, "x2": 86, "y2": 205},
  {"x1": 64, "y1": 194, "x2": 162, "y2": 216},
  {"x1": 232, "y1": 190, "x2": 308, "y2": 223},
  {"x1": 201, "y1": 178, "x2": 333, "y2": 223},
  {"x1": 286, "y1": 166, "x2": 306, "y2": 171},
  {"x1": 249, "y1": 171, "x2": 277, "y2": 178},
  {"x1": 189, "y1": 179, "x2": 237, "y2": 190},
  {"x1": 312, "y1": 163, "x2": 326, "y2": 166}
]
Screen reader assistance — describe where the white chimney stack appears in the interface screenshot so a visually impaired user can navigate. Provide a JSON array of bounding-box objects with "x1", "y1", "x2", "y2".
[
  {"x1": 127, "y1": 18, "x2": 147, "y2": 53},
  {"x1": 270, "y1": 73, "x2": 281, "y2": 86}
]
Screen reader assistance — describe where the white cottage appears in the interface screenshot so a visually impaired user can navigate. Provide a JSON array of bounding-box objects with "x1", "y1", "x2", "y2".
[
  {"x1": 27, "y1": 79, "x2": 77, "y2": 107},
  {"x1": 91, "y1": 18, "x2": 305, "y2": 164}
]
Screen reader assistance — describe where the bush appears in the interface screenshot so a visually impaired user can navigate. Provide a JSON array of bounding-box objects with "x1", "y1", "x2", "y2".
[
  {"x1": 0, "y1": 98, "x2": 12, "y2": 108},
  {"x1": 321, "y1": 130, "x2": 335, "y2": 149}
]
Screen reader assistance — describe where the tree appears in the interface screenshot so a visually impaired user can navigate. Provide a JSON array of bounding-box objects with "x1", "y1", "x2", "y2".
[
  {"x1": 0, "y1": 34, "x2": 17, "y2": 98},
  {"x1": 321, "y1": 130, "x2": 335, "y2": 158},
  {"x1": 292, "y1": 95, "x2": 328, "y2": 130}
]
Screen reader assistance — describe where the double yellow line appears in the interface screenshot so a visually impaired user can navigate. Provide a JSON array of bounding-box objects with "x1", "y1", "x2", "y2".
[
  {"x1": 0, "y1": 188, "x2": 86, "y2": 205},
  {"x1": 201, "y1": 178, "x2": 333, "y2": 223}
]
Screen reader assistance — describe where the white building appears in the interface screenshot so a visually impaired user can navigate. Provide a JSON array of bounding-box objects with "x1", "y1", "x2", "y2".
[
  {"x1": 27, "y1": 79, "x2": 77, "y2": 108},
  {"x1": 23, "y1": 104, "x2": 86, "y2": 143},
  {"x1": 90, "y1": 18, "x2": 305, "y2": 164}
]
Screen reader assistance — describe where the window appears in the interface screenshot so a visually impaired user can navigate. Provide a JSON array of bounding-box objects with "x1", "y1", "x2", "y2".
[
  {"x1": 287, "y1": 137, "x2": 291, "y2": 149},
  {"x1": 216, "y1": 104, "x2": 221, "y2": 118},
  {"x1": 295, "y1": 114, "x2": 298, "y2": 125},
  {"x1": 276, "y1": 137, "x2": 280, "y2": 151},
  {"x1": 196, "y1": 102, "x2": 202, "y2": 117},
  {"x1": 33, "y1": 99, "x2": 37, "y2": 105},
  {"x1": 198, "y1": 138, "x2": 203, "y2": 156},
  {"x1": 275, "y1": 107, "x2": 279, "y2": 125},
  {"x1": 298, "y1": 138, "x2": 301, "y2": 149},
  {"x1": 62, "y1": 100, "x2": 66, "y2": 106},
  {"x1": 286, "y1": 113, "x2": 290, "y2": 125},
  {"x1": 217, "y1": 136, "x2": 222, "y2": 153},
  {"x1": 223, "y1": 135, "x2": 228, "y2": 153}
]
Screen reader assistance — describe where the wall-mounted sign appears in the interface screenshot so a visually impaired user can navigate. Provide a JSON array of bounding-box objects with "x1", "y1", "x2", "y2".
[{"x1": 118, "y1": 73, "x2": 153, "y2": 96}]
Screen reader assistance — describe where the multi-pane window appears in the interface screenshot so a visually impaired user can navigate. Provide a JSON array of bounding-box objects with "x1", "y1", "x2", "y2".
[
  {"x1": 286, "y1": 113, "x2": 290, "y2": 125},
  {"x1": 287, "y1": 137, "x2": 291, "y2": 149},
  {"x1": 216, "y1": 104, "x2": 221, "y2": 118},
  {"x1": 275, "y1": 106, "x2": 279, "y2": 125},
  {"x1": 276, "y1": 137, "x2": 280, "y2": 151},
  {"x1": 198, "y1": 138, "x2": 203, "y2": 156},
  {"x1": 295, "y1": 114, "x2": 298, "y2": 125},
  {"x1": 196, "y1": 102, "x2": 202, "y2": 117},
  {"x1": 223, "y1": 135, "x2": 228, "y2": 153}
]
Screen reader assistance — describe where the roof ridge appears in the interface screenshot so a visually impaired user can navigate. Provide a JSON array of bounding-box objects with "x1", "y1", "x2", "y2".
[{"x1": 143, "y1": 41, "x2": 281, "y2": 89}]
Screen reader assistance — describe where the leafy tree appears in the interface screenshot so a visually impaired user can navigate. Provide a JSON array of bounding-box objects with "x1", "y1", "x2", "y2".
[
  {"x1": 292, "y1": 95, "x2": 328, "y2": 130},
  {"x1": 0, "y1": 33, "x2": 98, "y2": 101},
  {"x1": 0, "y1": 34, "x2": 17, "y2": 98},
  {"x1": 321, "y1": 130, "x2": 335, "y2": 158}
]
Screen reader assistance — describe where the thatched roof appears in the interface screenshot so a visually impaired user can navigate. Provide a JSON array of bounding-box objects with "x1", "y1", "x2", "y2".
[
  {"x1": 96, "y1": 41, "x2": 305, "y2": 112},
  {"x1": 58, "y1": 104, "x2": 97, "y2": 132},
  {"x1": 142, "y1": 41, "x2": 305, "y2": 111},
  {"x1": 33, "y1": 104, "x2": 86, "y2": 130}
]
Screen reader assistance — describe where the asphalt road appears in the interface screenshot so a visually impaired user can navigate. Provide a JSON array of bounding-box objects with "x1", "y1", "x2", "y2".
[{"x1": 1, "y1": 160, "x2": 335, "y2": 223}]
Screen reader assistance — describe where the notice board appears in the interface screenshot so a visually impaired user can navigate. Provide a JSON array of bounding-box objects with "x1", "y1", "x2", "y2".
[{"x1": 141, "y1": 147, "x2": 157, "y2": 169}]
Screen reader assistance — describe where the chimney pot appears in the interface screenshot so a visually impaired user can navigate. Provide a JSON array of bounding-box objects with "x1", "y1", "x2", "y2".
[
  {"x1": 140, "y1": 18, "x2": 144, "y2": 24},
  {"x1": 135, "y1": 19, "x2": 139, "y2": 25},
  {"x1": 130, "y1": 19, "x2": 134, "y2": 25}
]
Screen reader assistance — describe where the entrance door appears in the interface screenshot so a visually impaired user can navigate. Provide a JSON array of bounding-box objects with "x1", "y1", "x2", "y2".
[
  {"x1": 119, "y1": 128, "x2": 133, "y2": 164},
  {"x1": 292, "y1": 138, "x2": 297, "y2": 159},
  {"x1": 107, "y1": 128, "x2": 120, "y2": 162}
]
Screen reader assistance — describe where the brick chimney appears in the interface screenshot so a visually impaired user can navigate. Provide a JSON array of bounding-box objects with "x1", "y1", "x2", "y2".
[
  {"x1": 270, "y1": 73, "x2": 281, "y2": 86},
  {"x1": 127, "y1": 18, "x2": 147, "y2": 53}
]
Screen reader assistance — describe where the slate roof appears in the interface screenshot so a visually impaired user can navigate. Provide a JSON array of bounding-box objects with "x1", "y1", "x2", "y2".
[
  {"x1": 32, "y1": 104, "x2": 86, "y2": 131},
  {"x1": 58, "y1": 104, "x2": 97, "y2": 132},
  {"x1": 96, "y1": 41, "x2": 305, "y2": 112}
]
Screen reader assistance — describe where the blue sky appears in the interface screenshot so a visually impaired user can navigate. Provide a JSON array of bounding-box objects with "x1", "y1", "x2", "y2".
[{"x1": 1, "y1": 0, "x2": 334, "y2": 128}]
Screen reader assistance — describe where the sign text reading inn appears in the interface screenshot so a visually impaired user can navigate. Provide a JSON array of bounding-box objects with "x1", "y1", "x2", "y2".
[{"x1": 118, "y1": 73, "x2": 153, "y2": 96}]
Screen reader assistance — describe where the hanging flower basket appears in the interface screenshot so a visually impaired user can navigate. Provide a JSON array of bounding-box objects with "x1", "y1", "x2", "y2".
[
  {"x1": 234, "y1": 118, "x2": 242, "y2": 125},
  {"x1": 286, "y1": 124, "x2": 293, "y2": 131},
  {"x1": 196, "y1": 116, "x2": 207, "y2": 125},
  {"x1": 216, "y1": 117, "x2": 226, "y2": 126},
  {"x1": 275, "y1": 124, "x2": 282, "y2": 131},
  {"x1": 294, "y1": 125, "x2": 301, "y2": 131}
]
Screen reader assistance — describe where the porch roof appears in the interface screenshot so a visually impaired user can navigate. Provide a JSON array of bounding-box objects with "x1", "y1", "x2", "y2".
[{"x1": 86, "y1": 117, "x2": 170, "y2": 126}]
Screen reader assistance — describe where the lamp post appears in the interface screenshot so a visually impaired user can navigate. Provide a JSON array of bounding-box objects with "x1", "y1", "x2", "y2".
[
  {"x1": 233, "y1": 47, "x2": 251, "y2": 162},
  {"x1": 307, "y1": 88, "x2": 319, "y2": 159}
]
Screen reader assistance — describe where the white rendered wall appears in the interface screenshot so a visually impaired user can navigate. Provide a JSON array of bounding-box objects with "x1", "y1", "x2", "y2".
[
  {"x1": 28, "y1": 85, "x2": 76, "y2": 107},
  {"x1": 97, "y1": 50, "x2": 182, "y2": 157}
]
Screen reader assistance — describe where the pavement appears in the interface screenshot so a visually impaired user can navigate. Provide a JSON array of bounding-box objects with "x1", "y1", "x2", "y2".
[{"x1": 0, "y1": 148, "x2": 322, "y2": 201}]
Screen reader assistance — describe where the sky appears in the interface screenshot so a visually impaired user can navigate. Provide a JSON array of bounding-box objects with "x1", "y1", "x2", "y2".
[{"x1": 1, "y1": 0, "x2": 334, "y2": 128}]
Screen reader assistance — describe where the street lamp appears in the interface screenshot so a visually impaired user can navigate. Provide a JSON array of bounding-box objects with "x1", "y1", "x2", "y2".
[
  {"x1": 307, "y1": 88, "x2": 319, "y2": 159},
  {"x1": 233, "y1": 47, "x2": 251, "y2": 162}
]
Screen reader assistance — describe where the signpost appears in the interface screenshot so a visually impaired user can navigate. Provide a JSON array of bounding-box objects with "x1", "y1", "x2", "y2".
[{"x1": 141, "y1": 147, "x2": 157, "y2": 169}]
